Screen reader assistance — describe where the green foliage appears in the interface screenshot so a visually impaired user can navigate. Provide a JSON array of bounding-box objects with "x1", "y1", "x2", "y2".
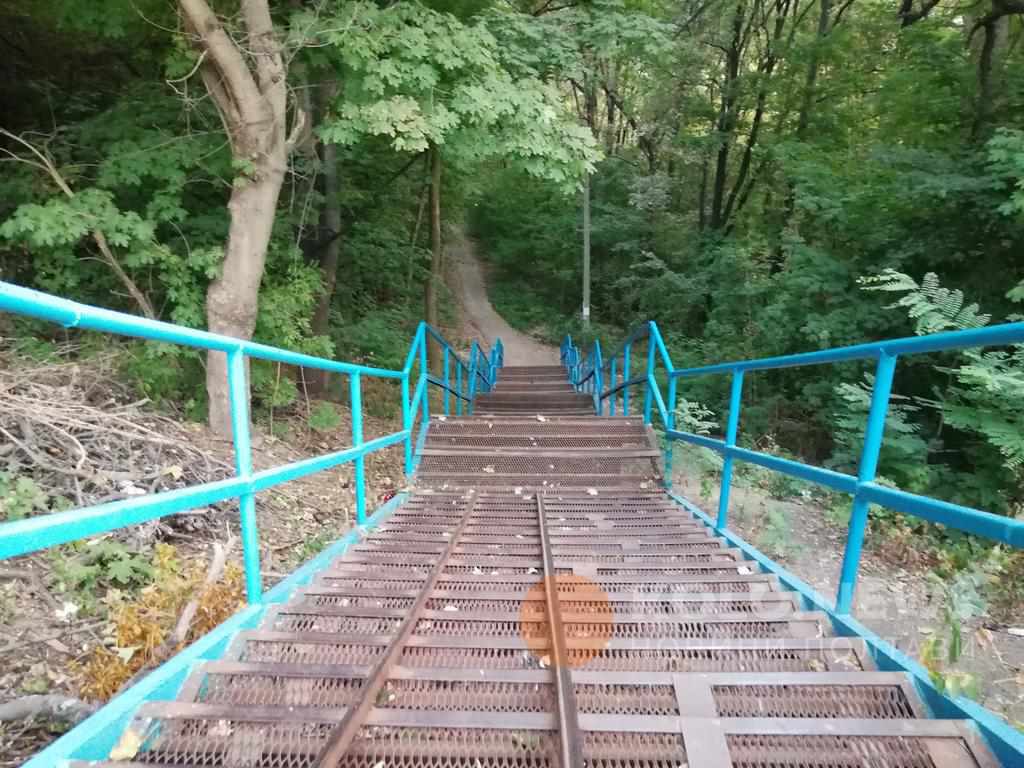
[
  {"x1": 757, "y1": 506, "x2": 795, "y2": 558},
  {"x1": 861, "y1": 270, "x2": 990, "y2": 335},
  {"x1": 335, "y1": 308, "x2": 419, "y2": 372},
  {"x1": 308, "y1": 402, "x2": 342, "y2": 433},
  {"x1": 830, "y1": 374, "x2": 932, "y2": 493},
  {"x1": 0, "y1": 473, "x2": 50, "y2": 521},
  {"x1": 289, "y1": 528, "x2": 339, "y2": 568},
  {"x1": 313, "y1": 1, "x2": 598, "y2": 188},
  {"x1": 987, "y1": 129, "x2": 1024, "y2": 219},
  {"x1": 863, "y1": 270, "x2": 1024, "y2": 510},
  {"x1": 764, "y1": 473, "x2": 808, "y2": 501},
  {"x1": 51, "y1": 539, "x2": 156, "y2": 612},
  {"x1": 675, "y1": 399, "x2": 724, "y2": 478},
  {"x1": 921, "y1": 550, "x2": 1002, "y2": 699}
]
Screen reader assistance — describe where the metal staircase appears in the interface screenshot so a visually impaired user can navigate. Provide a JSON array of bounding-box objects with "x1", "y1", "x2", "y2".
[
  {"x1": 82, "y1": 366, "x2": 999, "y2": 768},
  {"x1": 1, "y1": 281, "x2": 1022, "y2": 766}
]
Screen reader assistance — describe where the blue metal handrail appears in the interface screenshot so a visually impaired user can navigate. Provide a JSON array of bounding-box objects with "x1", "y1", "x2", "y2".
[
  {"x1": 564, "y1": 318, "x2": 1024, "y2": 614},
  {"x1": 0, "y1": 281, "x2": 501, "y2": 604}
]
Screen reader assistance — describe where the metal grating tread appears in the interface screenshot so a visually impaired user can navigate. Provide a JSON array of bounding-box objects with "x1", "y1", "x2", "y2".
[{"x1": 101, "y1": 365, "x2": 1000, "y2": 768}]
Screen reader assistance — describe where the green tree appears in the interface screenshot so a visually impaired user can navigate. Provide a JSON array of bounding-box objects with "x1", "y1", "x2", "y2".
[{"x1": 310, "y1": 1, "x2": 599, "y2": 365}]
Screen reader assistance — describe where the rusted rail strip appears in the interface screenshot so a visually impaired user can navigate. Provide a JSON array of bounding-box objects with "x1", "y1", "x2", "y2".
[
  {"x1": 536, "y1": 493, "x2": 584, "y2": 768},
  {"x1": 312, "y1": 494, "x2": 478, "y2": 767}
]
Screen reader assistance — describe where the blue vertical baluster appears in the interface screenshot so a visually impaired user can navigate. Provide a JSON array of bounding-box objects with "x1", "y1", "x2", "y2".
[
  {"x1": 455, "y1": 361, "x2": 463, "y2": 417},
  {"x1": 468, "y1": 341, "x2": 478, "y2": 415},
  {"x1": 226, "y1": 349, "x2": 261, "y2": 603},
  {"x1": 350, "y1": 372, "x2": 366, "y2": 524},
  {"x1": 623, "y1": 343, "x2": 631, "y2": 416},
  {"x1": 716, "y1": 370, "x2": 746, "y2": 530},
  {"x1": 664, "y1": 375, "x2": 677, "y2": 490},
  {"x1": 419, "y1": 331, "x2": 429, "y2": 424},
  {"x1": 609, "y1": 358, "x2": 617, "y2": 416},
  {"x1": 593, "y1": 341, "x2": 603, "y2": 415},
  {"x1": 643, "y1": 333, "x2": 656, "y2": 425},
  {"x1": 401, "y1": 369, "x2": 412, "y2": 476},
  {"x1": 836, "y1": 352, "x2": 898, "y2": 614},
  {"x1": 443, "y1": 346, "x2": 450, "y2": 416}
]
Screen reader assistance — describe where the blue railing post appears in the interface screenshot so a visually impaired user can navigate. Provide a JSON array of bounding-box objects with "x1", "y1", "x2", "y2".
[
  {"x1": 593, "y1": 341, "x2": 603, "y2": 415},
  {"x1": 455, "y1": 362, "x2": 463, "y2": 417},
  {"x1": 401, "y1": 369, "x2": 413, "y2": 476},
  {"x1": 623, "y1": 342, "x2": 631, "y2": 416},
  {"x1": 836, "y1": 352, "x2": 898, "y2": 614},
  {"x1": 468, "y1": 341, "x2": 478, "y2": 415},
  {"x1": 350, "y1": 372, "x2": 366, "y2": 524},
  {"x1": 226, "y1": 348, "x2": 261, "y2": 604},
  {"x1": 419, "y1": 332, "x2": 429, "y2": 424},
  {"x1": 642, "y1": 334, "x2": 656, "y2": 425},
  {"x1": 716, "y1": 370, "x2": 746, "y2": 530},
  {"x1": 442, "y1": 347, "x2": 450, "y2": 416},
  {"x1": 609, "y1": 358, "x2": 617, "y2": 416},
  {"x1": 664, "y1": 375, "x2": 677, "y2": 490}
]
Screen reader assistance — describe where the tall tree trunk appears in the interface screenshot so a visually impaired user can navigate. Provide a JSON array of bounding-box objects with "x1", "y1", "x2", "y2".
[
  {"x1": 709, "y1": 0, "x2": 745, "y2": 231},
  {"x1": 970, "y1": 16, "x2": 1008, "y2": 141},
  {"x1": 309, "y1": 137, "x2": 342, "y2": 391},
  {"x1": 776, "y1": 0, "x2": 831, "y2": 268},
  {"x1": 796, "y1": 0, "x2": 831, "y2": 139},
  {"x1": 180, "y1": 0, "x2": 296, "y2": 436},
  {"x1": 424, "y1": 144, "x2": 443, "y2": 372}
]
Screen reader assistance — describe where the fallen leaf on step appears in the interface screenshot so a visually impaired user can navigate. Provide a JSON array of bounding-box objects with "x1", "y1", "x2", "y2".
[
  {"x1": 586, "y1": 488, "x2": 598, "y2": 496},
  {"x1": 109, "y1": 727, "x2": 145, "y2": 761},
  {"x1": 536, "y1": 414, "x2": 547, "y2": 422}
]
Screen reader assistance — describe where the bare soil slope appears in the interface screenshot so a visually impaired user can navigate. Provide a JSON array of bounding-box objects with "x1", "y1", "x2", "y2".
[{"x1": 448, "y1": 233, "x2": 557, "y2": 366}]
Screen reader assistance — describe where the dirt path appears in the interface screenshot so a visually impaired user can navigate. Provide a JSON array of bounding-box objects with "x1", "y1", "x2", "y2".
[{"x1": 448, "y1": 233, "x2": 558, "y2": 366}]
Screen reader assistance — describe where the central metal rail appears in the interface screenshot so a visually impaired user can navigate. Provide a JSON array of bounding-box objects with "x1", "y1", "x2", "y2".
[
  {"x1": 536, "y1": 494, "x2": 584, "y2": 768},
  {"x1": 313, "y1": 496, "x2": 479, "y2": 766}
]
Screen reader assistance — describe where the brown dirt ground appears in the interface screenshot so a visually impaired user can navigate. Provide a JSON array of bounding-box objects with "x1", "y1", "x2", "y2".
[
  {"x1": 0, "y1": 383, "x2": 408, "y2": 766},
  {"x1": 447, "y1": 231, "x2": 558, "y2": 366}
]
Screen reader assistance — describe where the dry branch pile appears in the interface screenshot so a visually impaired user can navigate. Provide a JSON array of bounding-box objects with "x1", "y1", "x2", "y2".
[{"x1": 0, "y1": 341, "x2": 232, "y2": 513}]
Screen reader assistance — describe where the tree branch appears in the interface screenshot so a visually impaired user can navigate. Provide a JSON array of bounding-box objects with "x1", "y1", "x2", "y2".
[
  {"x1": 0, "y1": 695, "x2": 99, "y2": 724},
  {"x1": 0, "y1": 129, "x2": 156, "y2": 319},
  {"x1": 897, "y1": 0, "x2": 941, "y2": 27},
  {"x1": 178, "y1": 0, "x2": 265, "y2": 128},
  {"x1": 968, "y1": 0, "x2": 1024, "y2": 39}
]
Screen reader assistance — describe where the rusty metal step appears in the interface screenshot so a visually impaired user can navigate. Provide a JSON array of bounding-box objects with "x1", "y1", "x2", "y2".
[
  {"x1": 427, "y1": 434, "x2": 651, "y2": 448},
  {"x1": 416, "y1": 473, "x2": 659, "y2": 488},
  {"x1": 420, "y1": 447, "x2": 660, "y2": 458},
  {"x1": 497, "y1": 368, "x2": 569, "y2": 376}
]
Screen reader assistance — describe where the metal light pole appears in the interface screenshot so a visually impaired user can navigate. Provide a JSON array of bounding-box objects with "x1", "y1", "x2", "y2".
[{"x1": 582, "y1": 172, "x2": 591, "y2": 328}]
